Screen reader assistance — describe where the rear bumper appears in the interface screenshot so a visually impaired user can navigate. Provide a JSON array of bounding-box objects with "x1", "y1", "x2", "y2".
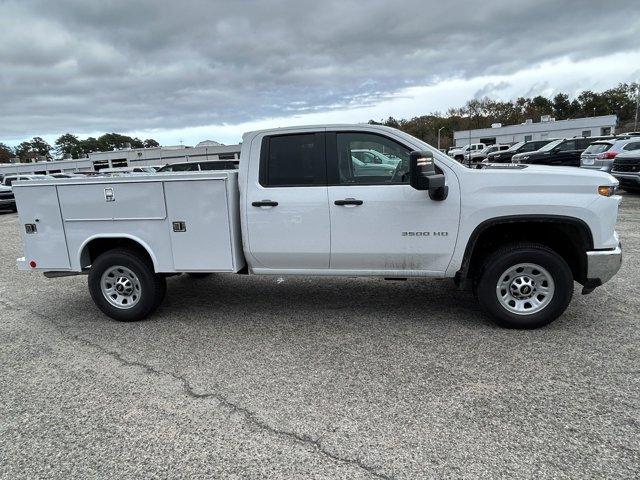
[{"x1": 585, "y1": 244, "x2": 622, "y2": 288}]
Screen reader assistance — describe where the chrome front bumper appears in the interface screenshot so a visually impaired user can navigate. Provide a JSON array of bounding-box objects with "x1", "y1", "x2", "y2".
[{"x1": 586, "y1": 244, "x2": 622, "y2": 285}]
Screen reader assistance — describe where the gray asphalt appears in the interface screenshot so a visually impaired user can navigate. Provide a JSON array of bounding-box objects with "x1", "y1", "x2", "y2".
[{"x1": 0, "y1": 194, "x2": 638, "y2": 479}]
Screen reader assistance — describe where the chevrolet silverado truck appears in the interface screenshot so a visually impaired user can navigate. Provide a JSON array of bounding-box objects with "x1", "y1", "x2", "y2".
[{"x1": 13, "y1": 125, "x2": 622, "y2": 329}]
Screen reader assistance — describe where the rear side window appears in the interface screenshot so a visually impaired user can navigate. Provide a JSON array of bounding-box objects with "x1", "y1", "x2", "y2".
[
  {"x1": 556, "y1": 140, "x2": 576, "y2": 152},
  {"x1": 584, "y1": 143, "x2": 612, "y2": 154},
  {"x1": 260, "y1": 133, "x2": 325, "y2": 187},
  {"x1": 623, "y1": 142, "x2": 640, "y2": 151}
]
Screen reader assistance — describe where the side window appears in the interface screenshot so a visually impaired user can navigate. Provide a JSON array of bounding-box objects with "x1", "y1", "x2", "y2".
[
  {"x1": 260, "y1": 133, "x2": 325, "y2": 187},
  {"x1": 623, "y1": 142, "x2": 640, "y2": 151},
  {"x1": 333, "y1": 132, "x2": 411, "y2": 185},
  {"x1": 556, "y1": 140, "x2": 575, "y2": 152},
  {"x1": 5, "y1": 178, "x2": 13, "y2": 186}
]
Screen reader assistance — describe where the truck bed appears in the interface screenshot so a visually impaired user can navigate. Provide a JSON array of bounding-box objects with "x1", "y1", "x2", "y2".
[{"x1": 13, "y1": 172, "x2": 245, "y2": 273}]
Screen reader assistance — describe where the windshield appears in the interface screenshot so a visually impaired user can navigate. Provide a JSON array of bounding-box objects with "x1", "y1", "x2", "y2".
[
  {"x1": 583, "y1": 143, "x2": 612, "y2": 154},
  {"x1": 538, "y1": 139, "x2": 563, "y2": 152},
  {"x1": 506, "y1": 141, "x2": 525, "y2": 152}
]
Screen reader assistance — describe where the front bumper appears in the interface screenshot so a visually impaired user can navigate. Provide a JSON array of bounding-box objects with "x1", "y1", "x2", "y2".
[
  {"x1": 612, "y1": 173, "x2": 640, "y2": 187},
  {"x1": 585, "y1": 244, "x2": 622, "y2": 289}
]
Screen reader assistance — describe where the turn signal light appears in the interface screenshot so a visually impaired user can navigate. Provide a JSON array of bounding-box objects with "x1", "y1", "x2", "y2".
[{"x1": 598, "y1": 185, "x2": 616, "y2": 197}]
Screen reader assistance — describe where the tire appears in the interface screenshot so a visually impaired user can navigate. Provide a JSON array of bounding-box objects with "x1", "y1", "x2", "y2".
[
  {"x1": 88, "y1": 248, "x2": 166, "y2": 322},
  {"x1": 187, "y1": 272, "x2": 212, "y2": 279},
  {"x1": 621, "y1": 187, "x2": 640, "y2": 194},
  {"x1": 10, "y1": 204, "x2": 17, "y2": 213},
  {"x1": 454, "y1": 155, "x2": 463, "y2": 161},
  {"x1": 474, "y1": 242, "x2": 574, "y2": 329}
]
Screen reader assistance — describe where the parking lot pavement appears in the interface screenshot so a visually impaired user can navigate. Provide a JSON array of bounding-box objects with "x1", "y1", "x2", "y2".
[{"x1": 0, "y1": 194, "x2": 638, "y2": 480}]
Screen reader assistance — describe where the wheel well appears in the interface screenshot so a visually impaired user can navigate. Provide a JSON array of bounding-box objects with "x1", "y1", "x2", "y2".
[
  {"x1": 81, "y1": 238, "x2": 154, "y2": 270},
  {"x1": 461, "y1": 219, "x2": 592, "y2": 285}
]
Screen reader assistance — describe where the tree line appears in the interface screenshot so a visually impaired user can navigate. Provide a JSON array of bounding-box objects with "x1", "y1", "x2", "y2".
[
  {"x1": 0, "y1": 133, "x2": 160, "y2": 163},
  {"x1": 1, "y1": 82, "x2": 638, "y2": 163},
  {"x1": 369, "y1": 82, "x2": 639, "y2": 149}
]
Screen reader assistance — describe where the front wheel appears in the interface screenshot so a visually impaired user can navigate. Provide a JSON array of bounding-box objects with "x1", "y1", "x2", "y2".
[
  {"x1": 475, "y1": 243, "x2": 574, "y2": 329},
  {"x1": 88, "y1": 248, "x2": 166, "y2": 322}
]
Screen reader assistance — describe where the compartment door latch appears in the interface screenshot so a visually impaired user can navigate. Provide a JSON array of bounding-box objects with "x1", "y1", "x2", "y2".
[
  {"x1": 172, "y1": 221, "x2": 187, "y2": 232},
  {"x1": 104, "y1": 188, "x2": 115, "y2": 202}
]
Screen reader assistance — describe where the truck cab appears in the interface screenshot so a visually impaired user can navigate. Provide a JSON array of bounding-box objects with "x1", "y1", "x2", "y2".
[{"x1": 448, "y1": 143, "x2": 486, "y2": 162}]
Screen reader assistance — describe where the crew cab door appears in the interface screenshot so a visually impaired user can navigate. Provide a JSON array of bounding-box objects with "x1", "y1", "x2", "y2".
[
  {"x1": 326, "y1": 131, "x2": 460, "y2": 274},
  {"x1": 245, "y1": 132, "x2": 330, "y2": 270}
]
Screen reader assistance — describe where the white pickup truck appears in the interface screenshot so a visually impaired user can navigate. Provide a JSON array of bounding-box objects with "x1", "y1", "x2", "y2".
[{"x1": 13, "y1": 124, "x2": 622, "y2": 329}]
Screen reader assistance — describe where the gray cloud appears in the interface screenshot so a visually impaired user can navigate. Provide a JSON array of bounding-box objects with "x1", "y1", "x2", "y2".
[{"x1": 1, "y1": 0, "x2": 639, "y2": 140}]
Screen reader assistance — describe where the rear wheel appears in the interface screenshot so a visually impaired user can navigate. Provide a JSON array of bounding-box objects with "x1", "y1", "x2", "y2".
[
  {"x1": 475, "y1": 243, "x2": 574, "y2": 329},
  {"x1": 88, "y1": 248, "x2": 166, "y2": 322}
]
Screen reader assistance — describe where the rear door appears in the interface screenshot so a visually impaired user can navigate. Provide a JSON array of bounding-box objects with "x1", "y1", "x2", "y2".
[
  {"x1": 326, "y1": 131, "x2": 460, "y2": 273},
  {"x1": 551, "y1": 139, "x2": 579, "y2": 166},
  {"x1": 245, "y1": 132, "x2": 330, "y2": 270}
]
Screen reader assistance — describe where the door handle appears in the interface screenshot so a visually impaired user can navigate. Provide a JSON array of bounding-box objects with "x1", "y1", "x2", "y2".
[
  {"x1": 252, "y1": 200, "x2": 278, "y2": 207},
  {"x1": 334, "y1": 198, "x2": 363, "y2": 206}
]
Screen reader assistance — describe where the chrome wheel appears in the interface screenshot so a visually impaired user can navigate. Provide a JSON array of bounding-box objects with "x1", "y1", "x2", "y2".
[
  {"x1": 496, "y1": 263, "x2": 555, "y2": 315},
  {"x1": 101, "y1": 265, "x2": 141, "y2": 309}
]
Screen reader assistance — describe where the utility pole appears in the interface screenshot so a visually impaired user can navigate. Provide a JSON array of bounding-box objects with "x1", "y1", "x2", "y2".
[
  {"x1": 437, "y1": 126, "x2": 444, "y2": 151},
  {"x1": 635, "y1": 83, "x2": 639, "y2": 132}
]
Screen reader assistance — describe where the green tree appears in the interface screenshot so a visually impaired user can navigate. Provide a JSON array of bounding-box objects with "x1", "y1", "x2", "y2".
[
  {"x1": 143, "y1": 139, "x2": 160, "y2": 148},
  {"x1": 0, "y1": 143, "x2": 14, "y2": 163},
  {"x1": 552, "y1": 93, "x2": 572, "y2": 119},
  {"x1": 54, "y1": 133, "x2": 83, "y2": 159},
  {"x1": 15, "y1": 137, "x2": 52, "y2": 162}
]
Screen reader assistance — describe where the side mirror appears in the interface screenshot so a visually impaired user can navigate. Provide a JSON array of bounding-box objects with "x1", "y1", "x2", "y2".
[{"x1": 409, "y1": 151, "x2": 448, "y2": 201}]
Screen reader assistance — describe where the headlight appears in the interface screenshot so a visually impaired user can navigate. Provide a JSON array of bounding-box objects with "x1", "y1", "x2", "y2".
[{"x1": 598, "y1": 185, "x2": 616, "y2": 197}]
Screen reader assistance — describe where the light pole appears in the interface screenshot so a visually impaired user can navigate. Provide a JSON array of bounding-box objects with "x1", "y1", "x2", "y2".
[
  {"x1": 437, "y1": 126, "x2": 444, "y2": 151},
  {"x1": 634, "y1": 83, "x2": 639, "y2": 132}
]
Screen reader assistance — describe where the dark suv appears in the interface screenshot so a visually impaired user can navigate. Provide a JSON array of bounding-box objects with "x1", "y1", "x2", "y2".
[
  {"x1": 611, "y1": 150, "x2": 640, "y2": 193},
  {"x1": 512, "y1": 137, "x2": 594, "y2": 167},
  {"x1": 486, "y1": 139, "x2": 555, "y2": 163}
]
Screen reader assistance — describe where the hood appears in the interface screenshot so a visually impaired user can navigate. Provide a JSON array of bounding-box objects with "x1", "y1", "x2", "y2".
[{"x1": 477, "y1": 163, "x2": 617, "y2": 188}]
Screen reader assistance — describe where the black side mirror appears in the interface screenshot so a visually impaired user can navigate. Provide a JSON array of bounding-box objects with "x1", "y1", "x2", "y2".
[{"x1": 409, "y1": 150, "x2": 448, "y2": 201}]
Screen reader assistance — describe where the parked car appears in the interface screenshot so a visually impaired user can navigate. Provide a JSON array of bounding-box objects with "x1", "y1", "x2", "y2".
[
  {"x1": 101, "y1": 166, "x2": 158, "y2": 175},
  {"x1": 485, "y1": 140, "x2": 556, "y2": 163},
  {"x1": 157, "y1": 160, "x2": 239, "y2": 172},
  {"x1": 512, "y1": 137, "x2": 593, "y2": 167},
  {"x1": 580, "y1": 138, "x2": 640, "y2": 173},
  {"x1": 611, "y1": 150, "x2": 640, "y2": 193},
  {"x1": 448, "y1": 143, "x2": 486, "y2": 161},
  {"x1": 351, "y1": 149, "x2": 400, "y2": 166},
  {"x1": 465, "y1": 144, "x2": 509, "y2": 164},
  {"x1": 13, "y1": 124, "x2": 621, "y2": 329},
  {"x1": 1, "y1": 174, "x2": 54, "y2": 212},
  {"x1": 350, "y1": 156, "x2": 396, "y2": 177}
]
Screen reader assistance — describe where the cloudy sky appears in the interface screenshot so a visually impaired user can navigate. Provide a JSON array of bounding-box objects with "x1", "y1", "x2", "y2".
[{"x1": 1, "y1": 0, "x2": 640, "y2": 147}]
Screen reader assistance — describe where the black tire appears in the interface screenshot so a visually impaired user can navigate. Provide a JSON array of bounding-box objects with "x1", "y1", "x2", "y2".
[
  {"x1": 10, "y1": 204, "x2": 17, "y2": 213},
  {"x1": 621, "y1": 187, "x2": 640, "y2": 194},
  {"x1": 186, "y1": 272, "x2": 212, "y2": 279},
  {"x1": 88, "y1": 248, "x2": 166, "y2": 322},
  {"x1": 474, "y1": 243, "x2": 574, "y2": 329}
]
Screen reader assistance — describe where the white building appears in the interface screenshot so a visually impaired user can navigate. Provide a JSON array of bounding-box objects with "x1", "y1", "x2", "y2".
[
  {"x1": 453, "y1": 115, "x2": 617, "y2": 147},
  {"x1": 0, "y1": 143, "x2": 241, "y2": 176}
]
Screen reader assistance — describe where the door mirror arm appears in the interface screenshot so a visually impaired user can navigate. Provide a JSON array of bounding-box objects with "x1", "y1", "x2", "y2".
[{"x1": 408, "y1": 150, "x2": 448, "y2": 201}]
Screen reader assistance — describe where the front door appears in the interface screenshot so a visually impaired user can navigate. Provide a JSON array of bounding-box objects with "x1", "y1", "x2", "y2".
[
  {"x1": 246, "y1": 132, "x2": 330, "y2": 270},
  {"x1": 326, "y1": 131, "x2": 460, "y2": 274}
]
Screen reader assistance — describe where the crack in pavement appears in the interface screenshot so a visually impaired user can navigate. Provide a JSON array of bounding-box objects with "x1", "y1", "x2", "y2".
[{"x1": 0, "y1": 298, "x2": 395, "y2": 480}]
